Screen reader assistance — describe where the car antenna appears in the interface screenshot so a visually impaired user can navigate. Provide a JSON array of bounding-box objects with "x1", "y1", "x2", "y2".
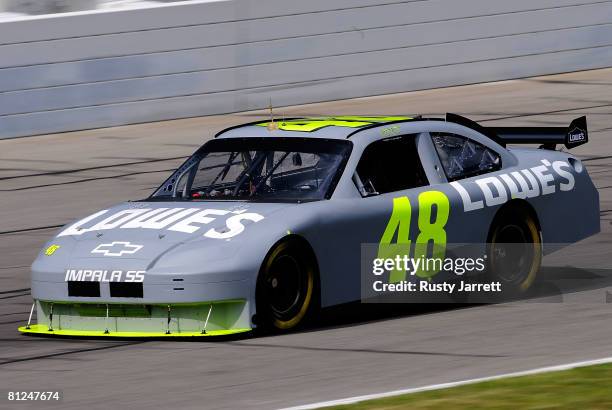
[{"x1": 267, "y1": 97, "x2": 279, "y2": 131}]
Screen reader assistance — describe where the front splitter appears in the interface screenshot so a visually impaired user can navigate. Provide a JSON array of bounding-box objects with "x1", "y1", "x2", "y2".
[{"x1": 19, "y1": 324, "x2": 251, "y2": 338}]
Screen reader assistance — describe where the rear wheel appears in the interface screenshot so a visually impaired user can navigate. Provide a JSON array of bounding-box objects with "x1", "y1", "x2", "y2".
[
  {"x1": 256, "y1": 239, "x2": 319, "y2": 331},
  {"x1": 487, "y1": 206, "x2": 542, "y2": 293}
]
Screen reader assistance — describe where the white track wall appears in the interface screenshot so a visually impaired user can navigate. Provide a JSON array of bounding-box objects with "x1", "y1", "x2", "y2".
[{"x1": 1, "y1": 0, "x2": 612, "y2": 138}]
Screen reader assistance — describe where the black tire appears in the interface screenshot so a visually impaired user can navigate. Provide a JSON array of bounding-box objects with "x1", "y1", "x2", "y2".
[
  {"x1": 256, "y1": 238, "x2": 319, "y2": 331},
  {"x1": 486, "y1": 205, "x2": 542, "y2": 294}
]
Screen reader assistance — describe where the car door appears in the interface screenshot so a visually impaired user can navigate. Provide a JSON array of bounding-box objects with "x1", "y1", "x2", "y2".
[
  {"x1": 315, "y1": 128, "x2": 509, "y2": 306},
  {"x1": 314, "y1": 132, "x2": 440, "y2": 306}
]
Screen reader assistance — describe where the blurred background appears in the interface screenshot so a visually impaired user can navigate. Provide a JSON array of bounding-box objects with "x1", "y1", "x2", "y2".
[
  {"x1": 0, "y1": 0, "x2": 182, "y2": 15},
  {"x1": 0, "y1": 0, "x2": 610, "y2": 139}
]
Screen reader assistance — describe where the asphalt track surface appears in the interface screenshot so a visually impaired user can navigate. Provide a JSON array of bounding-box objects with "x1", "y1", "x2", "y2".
[{"x1": 1, "y1": 68, "x2": 612, "y2": 410}]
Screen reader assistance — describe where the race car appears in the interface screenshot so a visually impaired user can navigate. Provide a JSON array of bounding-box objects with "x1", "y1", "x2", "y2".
[{"x1": 19, "y1": 114, "x2": 599, "y2": 337}]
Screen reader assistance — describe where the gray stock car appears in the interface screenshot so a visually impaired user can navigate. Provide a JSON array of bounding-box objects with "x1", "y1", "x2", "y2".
[{"x1": 20, "y1": 115, "x2": 599, "y2": 337}]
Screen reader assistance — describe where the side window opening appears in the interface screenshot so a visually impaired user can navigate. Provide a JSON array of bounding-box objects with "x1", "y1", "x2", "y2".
[
  {"x1": 354, "y1": 135, "x2": 428, "y2": 197},
  {"x1": 431, "y1": 133, "x2": 501, "y2": 181}
]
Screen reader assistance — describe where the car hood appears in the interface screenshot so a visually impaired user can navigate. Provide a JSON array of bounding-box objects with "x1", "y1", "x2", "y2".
[{"x1": 37, "y1": 201, "x2": 293, "y2": 268}]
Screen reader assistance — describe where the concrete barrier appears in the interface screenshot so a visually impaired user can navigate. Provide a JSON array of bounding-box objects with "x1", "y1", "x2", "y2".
[
  {"x1": 1, "y1": 0, "x2": 611, "y2": 138},
  {"x1": 0, "y1": 0, "x2": 98, "y2": 15}
]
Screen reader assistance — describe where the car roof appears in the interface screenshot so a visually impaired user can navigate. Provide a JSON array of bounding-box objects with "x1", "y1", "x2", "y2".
[{"x1": 215, "y1": 116, "x2": 419, "y2": 140}]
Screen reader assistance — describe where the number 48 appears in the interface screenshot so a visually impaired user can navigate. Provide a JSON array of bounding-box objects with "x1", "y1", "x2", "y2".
[{"x1": 379, "y1": 191, "x2": 450, "y2": 282}]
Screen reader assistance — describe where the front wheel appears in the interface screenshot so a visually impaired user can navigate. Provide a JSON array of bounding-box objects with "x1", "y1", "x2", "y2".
[
  {"x1": 256, "y1": 239, "x2": 319, "y2": 331},
  {"x1": 486, "y1": 206, "x2": 542, "y2": 294}
]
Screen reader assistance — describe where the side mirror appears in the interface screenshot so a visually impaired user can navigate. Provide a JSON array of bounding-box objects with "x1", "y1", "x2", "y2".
[
  {"x1": 362, "y1": 179, "x2": 379, "y2": 197},
  {"x1": 292, "y1": 153, "x2": 302, "y2": 166}
]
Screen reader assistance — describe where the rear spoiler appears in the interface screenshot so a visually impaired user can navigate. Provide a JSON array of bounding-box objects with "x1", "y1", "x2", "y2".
[{"x1": 446, "y1": 113, "x2": 588, "y2": 150}]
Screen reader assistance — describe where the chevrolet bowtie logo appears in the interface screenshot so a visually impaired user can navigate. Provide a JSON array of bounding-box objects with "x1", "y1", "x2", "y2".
[{"x1": 91, "y1": 241, "x2": 143, "y2": 257}]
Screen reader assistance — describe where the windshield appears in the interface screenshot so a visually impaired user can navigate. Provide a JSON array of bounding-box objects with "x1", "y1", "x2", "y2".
[{"x1": 151, "y1": 137, "x2": 352, "y2": 202}]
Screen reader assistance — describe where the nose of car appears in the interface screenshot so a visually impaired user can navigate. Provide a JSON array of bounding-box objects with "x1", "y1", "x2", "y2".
[
  {"x1": 74, "y1": 239, "x2": 168, "y2": 260},
  {"x1": 69, "y1": 228, "x2": 200, "y2": 261}
]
